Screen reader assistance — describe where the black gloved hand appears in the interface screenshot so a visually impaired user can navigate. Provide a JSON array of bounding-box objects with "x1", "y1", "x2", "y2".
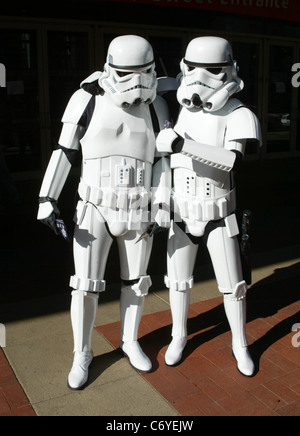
[{"x1": 38, "y1": 197, "x2": 69, "y2": 241}]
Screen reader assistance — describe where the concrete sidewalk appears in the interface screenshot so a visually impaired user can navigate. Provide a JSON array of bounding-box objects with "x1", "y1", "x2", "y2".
[{"x1": 1, "y1": 250, "x2": 300, "y2": 416}]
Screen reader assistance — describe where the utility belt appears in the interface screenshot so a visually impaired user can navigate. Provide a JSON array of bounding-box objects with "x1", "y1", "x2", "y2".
[
  {"x1": 172, "y1": 188, "x2": 236, "y2": 223},
  {"x1": 78, "y1": 181, "x2": 150, "y2": 211}
]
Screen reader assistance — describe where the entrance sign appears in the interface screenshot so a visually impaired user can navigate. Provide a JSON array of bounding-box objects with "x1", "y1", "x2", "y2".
[{"x1": 105, "y1": 0, "x2": 299, "y2": 23}]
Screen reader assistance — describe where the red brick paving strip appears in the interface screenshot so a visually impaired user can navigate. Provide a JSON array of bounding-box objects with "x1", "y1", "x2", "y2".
[
  {"x1": 0, "y1": 348, "x2": 36, "y2": 416},
  {"x1": 1, "y1": 294, "x2": 299, "y2": 416},
  {"x1": 97, "y1": 296, "x2": 300, "y2": 416}
]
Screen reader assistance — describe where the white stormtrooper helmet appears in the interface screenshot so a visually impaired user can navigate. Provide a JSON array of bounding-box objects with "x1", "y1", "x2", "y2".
[
  {"x1": 177, "y1": 36, "x2": 244, "y2": 112},
  {"x1": 99, "y1": 35, "x2": 157, "y2": 108}
]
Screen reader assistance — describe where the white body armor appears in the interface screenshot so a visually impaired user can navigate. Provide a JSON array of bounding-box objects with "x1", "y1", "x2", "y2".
[
  {"x1": 158, "y1": 97, "x2": 261, "y2": 293},
  {"x1": 69, "y1": 89, "x2": 156, "y2": 240},
  {"x1": 38, "y1": 35, "x2": 172, "y2": 389},
  {"x1": 39, "y1": 82, "x2": 170, "y2": 286},
  {"x1": 159, "y1": 36, "x2": 262, "y2": 377}
]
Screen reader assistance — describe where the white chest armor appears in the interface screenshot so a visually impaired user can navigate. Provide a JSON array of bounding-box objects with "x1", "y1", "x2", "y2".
[
  {"x1": 175, "y1": 105, "x2": 229, "y2": 149},
  {"x1": 78, "y1": 94, "x2": 155, "y2": 216},
  {"x1": 172, "y1": 99, "x2": 259, "y2": 236},
  {"x1": 77, "y1": 93, "x2": 156, "y2": 235},
  {"x1": 81, "y1": 93, "x2": 156, "y2": 164}
]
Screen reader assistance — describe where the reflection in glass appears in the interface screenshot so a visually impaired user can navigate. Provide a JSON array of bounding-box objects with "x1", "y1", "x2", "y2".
[
  {"x1": 232, "y1": 41, "x2": 260, "y2": 157},
  {"x1": 0, "y1": 29, "x2": 40, "y2": 172},
  {"x1": 47, "y1": 31, "x2": 90, "y2": 146},
  {"x1": 267, "y1": 45, "x2": 293, "y2": 153}
]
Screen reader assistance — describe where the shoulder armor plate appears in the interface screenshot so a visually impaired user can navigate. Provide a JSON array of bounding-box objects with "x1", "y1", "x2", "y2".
[{"x1": 61, "y1": 89, "x2": 94, "y2": 125}]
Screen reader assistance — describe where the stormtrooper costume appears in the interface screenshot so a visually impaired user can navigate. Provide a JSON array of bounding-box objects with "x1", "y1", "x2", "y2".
[
  {"x1": 37, "y1": 35, "x2": 171, "y2": 390},
  {"x1": 157, "y1": 37, "x2": 262, "y2": 377}
]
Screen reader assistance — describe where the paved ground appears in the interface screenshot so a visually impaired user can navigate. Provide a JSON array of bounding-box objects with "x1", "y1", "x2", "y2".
[{"x1": 0, "y1": 247, "x2": 300, "y2": 417}]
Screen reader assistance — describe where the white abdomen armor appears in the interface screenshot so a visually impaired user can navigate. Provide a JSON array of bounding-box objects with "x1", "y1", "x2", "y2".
[{"x1": 172, "y1": 99, "x2": 260, "y2": 236}]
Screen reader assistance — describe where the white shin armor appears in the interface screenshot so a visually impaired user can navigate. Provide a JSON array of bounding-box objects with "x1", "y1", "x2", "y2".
[
  {"x1": 70, "y1": 290, "x2": 99, "y2": 353},
  {"x1": 120, "y1": 285, "x2": 145, "y2": 344},
  {"x1": 120, "y1": 283, "x2": 152, "y2": 372}
]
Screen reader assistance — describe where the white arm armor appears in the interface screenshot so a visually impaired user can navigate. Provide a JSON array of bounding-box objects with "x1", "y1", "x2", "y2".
[
  {"x1": 171, "y1": 139, "x2": 236, "y2": 189},
  {"x1": 152, "y1": 95, "x2": 170, "y2": 131},
  {"x1": 151, "y1": 93, "x2": 173, "y2": 226},
  {"x1": 157, "y1": 105, "x2": 262, "y2": 186},
  {"x1": 179, "y1": 139, "x2": 236, "y2": 172},
  {"x1": 157, "y1": 129, "x2": 236, "y2": 188},
  {"x1": 61, "y1": 88, "x2": 94, "y2": 125},
  {"x1": 38, "y1": 89, "x2": 92, "y2": 220},
  {"x1": 151, "y1": 156, "x2": 172, "y2": 227},
  {"x1": 39, "y1": 148, "x2": 72, "y2": 200},
  {"x1": 225, "y1": 106, "x2": 262, "y2": 150},
  {"x1": 156, "y1": 128, "x2": 179, "y2": 153},
  {"x1": 37, "y1": 149, "x2": 72, "y2": 220}
]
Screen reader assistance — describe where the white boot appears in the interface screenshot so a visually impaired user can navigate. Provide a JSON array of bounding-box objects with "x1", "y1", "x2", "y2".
[
  {"x1": 68, "y1": 351, "x2": 94, "y2": 391},
  {"x1": 165, "y1": 288, "x2": 190, "y2": 366},
  {"x1": 223, "y1": 295, "x2": 255, "y2": 377},
  {"x1": 120, "y1": 285, "x2": 152, "y2": 373},
  {"x1": 68, "y1": 291, "x2": 99, "y2": 390}
]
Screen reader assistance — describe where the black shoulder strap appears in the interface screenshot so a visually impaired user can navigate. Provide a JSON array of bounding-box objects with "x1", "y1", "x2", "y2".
[
  {"x1": 79, "y1": 80, "x2": 105, "y2": 129},
  {"x1": 78, "y1": 95, "x2": 96, "y2": 130},
  {"x1": 149, "y1": 103, "x2": 160, "y2": 134},
  {"x1": 81, "y1": 80, "x2": 104, "y2": 97}
]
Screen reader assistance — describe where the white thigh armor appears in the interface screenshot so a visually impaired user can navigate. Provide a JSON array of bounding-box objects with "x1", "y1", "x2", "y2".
[
  {"x1": 70, "y1": 201, "x2": 153, "y2": 290},
  {"x1": 165, "y1": 221, "x2": 247, "y2": 298}
]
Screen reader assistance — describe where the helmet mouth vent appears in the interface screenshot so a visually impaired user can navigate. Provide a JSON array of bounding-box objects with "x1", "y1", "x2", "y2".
[
  {"x1": 133, "y1": 98, "x2": 143, "y2": 106},
  {"x1": 191, "y1": 94, "x2": 203, "y2": 109},
  {"x1": 182, "y1": 98, "x2": 191, "y2": 107}
]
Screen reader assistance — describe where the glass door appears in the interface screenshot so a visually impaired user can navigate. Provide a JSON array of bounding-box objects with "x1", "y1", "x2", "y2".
[
  {"x1": 0, "y1": 28, "x2": 42, "y2": 174},
  {"x1": 148, "y1": 35, "x2": 183, "y2": 79},
  {"x1": 44, "y1": 27, "x2": 94, "y2": 161},
  {"x1": 148, "y1": 34, "x2": 184, "y2": 124},
  {"x1": 0, "y1": 24, "x2": 95, "y2": 176},
  {"x1": 265, "y1": 43, "x2": 296, "y2": 157},
  {"x1": 294, "y1": 44, "x2": 300, "y2": 154},
  {"x1": 231, "y1": 39, "x2": 263, "y2": 159}
]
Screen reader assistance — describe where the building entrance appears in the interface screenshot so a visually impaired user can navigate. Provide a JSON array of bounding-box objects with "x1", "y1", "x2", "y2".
[{"x1": 1, "y1": 18, "x2": 300, "y2": 180}]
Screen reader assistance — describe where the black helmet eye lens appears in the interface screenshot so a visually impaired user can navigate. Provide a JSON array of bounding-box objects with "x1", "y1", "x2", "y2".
[
  {"x1": 187, "y1": 65, "x2": 195, "y2": 72},
  {"x1": 206, "y1": 67, "x2": 223, "y2": 75},
  {"x1": 116, "y1": 70, "x2": 132, "y2": 77}
]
